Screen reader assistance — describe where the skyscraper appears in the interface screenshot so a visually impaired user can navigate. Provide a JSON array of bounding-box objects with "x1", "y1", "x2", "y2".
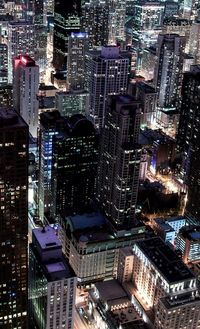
[
  {"x1": 0, "y1": 43, "x2": 8, "y2": 85},
  {"x1": 13, "y1": 55, "x2": 39, "y2": 138},
  {"x1": 29, "y1": 226, "x2": 77, "y2": 329},
  {"x1": 38, "y1": 111, "x2": 67, "y2": 220},
  {"x1": 154, "y1": 34, "x2": 185, "y2": 109},
  {"x1": 97, "y1": 95, "x2": 141, "y2": 231},
  {"x1": 86, "y1": 46, "x2": 129, "y2": 130},
  {"x1": 67, "y1": 32, "x2": 88, "y2": 90},
  {"x1": 53, "y1": 0, "x2": 81, "y2": 70},
  {"x1": 7, "y1": 21, "x2": 35, "y2": 82},
  {"x1": 81, "y1": 0, "x2": 109, "y2": 49},
  {"x1": 108, "y1": 0, "x2": 126, "y2": 44},
  {"x1": 52, "y1": 114, "x2": 98, "y2": 216},
  {"x1": 177, "y1": 66, "x2": 200, "y2": 220},
  {"x1": 0, "y1": 108, "x2": 28, "y2": 328}
]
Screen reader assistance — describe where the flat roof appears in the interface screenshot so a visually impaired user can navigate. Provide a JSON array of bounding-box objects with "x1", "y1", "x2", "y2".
[
  {"x1": 179, "y1": 226, "x2": 200, "y2": 241},
  {"x1": 0, "y1": 108, "x2": 28, "y2": 129},
  {"x1": 136, "y1": 237, "x2": 195, "y2": 283},
  {"x1": 67, "y1": 212, "x2": 106, "y2": 231},
  {"x1": 95, "y1": 279, "x2": 127, "y2": 302},
  {"x1": 32, "y1": 226, "x2": 62, "y2": 251}
]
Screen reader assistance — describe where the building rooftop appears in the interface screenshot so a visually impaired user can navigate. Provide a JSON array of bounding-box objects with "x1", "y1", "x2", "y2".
[
  {"x1": 160, "y1": 292, "x2": 200, "y2": 309},
  {"x1": 31, "y1": 226, "x2": 76, "y2": 281},
  {"x1": 135, "y1": 237, "x2": 195, "y2": 283},
  {"x1": 137, "y1": 81, "x2": 156, "y2": 94},
  {"x1": 95, "y1": 279, "x2": 127, "y2": 302},
  {"x1": 179, "y1": 226, "x2": 200, "y2": 242},
  {"x1": 66, "y1": 212, "x2": 106, "y2": 231},
  {"x1": 0, "y1": 107, "x2": 27, "y2": 129},
  {"x1": 155, "y1": 219, "x2": 175, "y2": 232},
  {"x1": 32, "y1": 226, "x2": 62, "y2": 251}
]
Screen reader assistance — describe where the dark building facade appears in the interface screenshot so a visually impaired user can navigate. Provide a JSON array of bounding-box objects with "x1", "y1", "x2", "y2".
[
  {"x1": 177, "y1": 66, "x2": 200, "y2": 220},
  {"x1": 53, "y1": 0, "x2": 81, "y2": 70},
  {"x1": 81, "y1": 0, "x2": 109, "y2": 49},
  {"x1": 0, "y1": 108, "x2": 28, "y2": 328},
  {"x1": 52, "y1": 114, "x2": 98, "y2": 216},
  {"x1": 97, "y1": 95, "x2": 141, "y2": 231}
]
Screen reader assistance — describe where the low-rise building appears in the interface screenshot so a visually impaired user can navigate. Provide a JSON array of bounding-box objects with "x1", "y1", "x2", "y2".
[{"x1": 59, "y1": 212, "x2": 146, "y2": 284}]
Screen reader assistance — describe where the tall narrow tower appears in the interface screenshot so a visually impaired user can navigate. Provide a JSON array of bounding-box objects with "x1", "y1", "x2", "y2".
[
  {"x1": 154, "y1": 34, "x2": 185, "y2": 109},
  {"x1": 0, "y1": 108, "x2": 28, "y2": 328},
  {"x1": 97, "y1": 95, "x2": 141, "y2": 231},
  {"x1": 13, "y1": 55, "x2": 39, "y2": 138},
  {"x1": 86, "y1": 46, "x2": 129, "y2": 130},
  {"x1": 53, "y1": 0, "x2": 81, "y2": 70}
]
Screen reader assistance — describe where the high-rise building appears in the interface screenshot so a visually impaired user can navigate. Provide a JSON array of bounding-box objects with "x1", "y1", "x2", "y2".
[
  {"x1": 52, "y1": 114, "x2": 98, "y2": 216},
  {"x1": 38, "y1": 111, "x2": 67, "y2": 220},
  {"x1": 154, "y1": 34, "x2": 185, "y2": 109},
  {"x1": 55, "y1": 90, "x2": 89, "y2": 116},
  {"x1": 86, "y1": 46, "x2": 129, "y2": 130},
  {"x1": 29, "y1": 226, "x2": 77, "y2": 329},
  {"x1": 0, "y1": 108, "x2": 28, "y2": 328},
  {"x1": 108, "y1": 0, "x2": 126, "y2": 44},
  {"x1": 188, "y1": 20, "x2": 200, "y2": 64},
  {"x1": 132, "y1": 2, "x2": 165, "y2": 50},
  {"x1": 0, "y1": 43, "x2": 8, "y2": 85},
  {"x1": 81, "y1": 0, "x2": 109, "y2": 49},
  {"x1": 135, "y1": 81, "x2": 157, "y2": 127},
  {"x1": 97, "y1": 95, "x2": 141, "y2": 231},
  {"x1": 7, "y1": 21, "x2": 35, "y2": 82},
  {"x1": 177, "y1": 66, "x2": 200, "y2": 220},
  {"x1": 13, "y1": 55, "x2": 39, "y2": 138},
  {"x1": 0, "y1": 84, "x2": 13, "y2": 108},
  {"x1": 53, "y1": 0, "x2": 81, "y2": 70},
  {"x1": 162, "y1": 17, "x2": 191, "y2": 52},
  {"x1": 67, "y1": 32, "x2": 88, "y2": 90}
]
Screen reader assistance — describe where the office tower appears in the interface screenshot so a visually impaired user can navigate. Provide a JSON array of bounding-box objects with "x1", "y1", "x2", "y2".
[
  {"x1": 0, "y1": 108, "x2": 28, "y2": 328},
  {"x1": 0, "y1": 84, "x2": 13, "y2": 108},
  {"x1": 132, "y1": 2, "x2": 165, "y2": 50},
  {"x1": 47, "y1": 0, "x2": 54, "y2": 15},
  {"x1": 13, "y1": 55, "x2": 39, "y2": 138},
  {"x1": 52, "y1": 114, "x2": 98, "y2": 216},
  {"x1": 0, "y1": 43, "x2": 8, "y2": 85},
  {"x1": 177, "y1": 66, "x2": 200, "y2": 220},
  {"x1": 108, "y1": 0, "x2": 126, "y2": 44},
  {"x1": 154, "y1": 34, "x2": 185, "y2": 109},
  {"x1": 162, "y1": 18, "x2": 191, "y2": 51},
  {"x1": 34, "y1": 0, "x2": 47, "y2": 26},
  {"x1": 33, "y1": 0, "x2": 48, "y2": 81},
  {"x1": 29, "y1": 226, "x2": 77, "y2": 329},
  {"x1": 97, "y1": 95, "x2": 141, "y2": 231},
  {"x1": 188, "y1": 20, "x2": 200, "y2": 64},
  {"x1": 55, "y1": 90, "x2": 89, "y2": 116},
  {"x1": 53, "y1": 0, "x2": 81, "y2": 70},
  {"x1": 67, "y1": 32, "x2": 88, "y2": 90},
  {"x1": 86, "y1": 46, "x2": 129, "y2": 130},
  {"x1": 163, "y1": 1, "x2": 179, "y2": 18},
  {"x1": 139, "y1": 46, "x2": 157, "y2": 80},
  {"x1": 7, "y1": 21, "x2": 35, "y2": 82},
  {"x1": 81, "y1": 0, "x2": 109, "y2": 49},
  {"x1": 135, "y1": 81, "x2": 157, "y2": 127},
  {"x1": 38, "y1": 111, "x2": 66, "y2": 220},
  {"x1": 176, "y1": 226, "x2": 200, "y2": 264}
]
